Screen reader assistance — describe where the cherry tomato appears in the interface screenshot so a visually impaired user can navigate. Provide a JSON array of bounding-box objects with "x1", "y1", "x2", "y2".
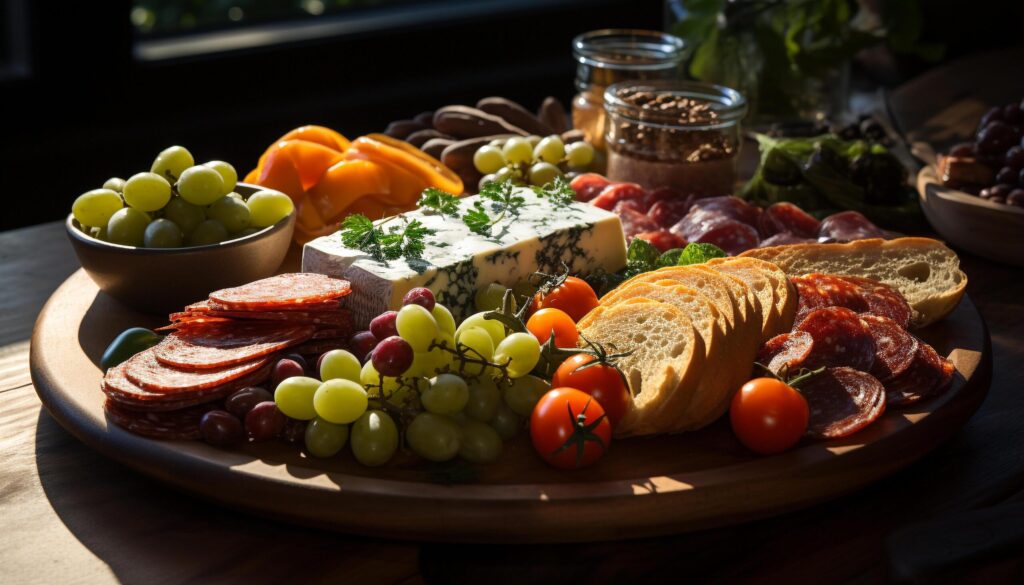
[
  {"x1": 730, "y1": 378, "x2": 809, "y2": 455},
  {"x1": 530, "y1": 276, "x2": 598, "y2": 322},
  {"x1": 530, "y1": 388, "x2": 611, "y2": 469},
  {"x1": 526, "y1": 308, "x2": 579, "y2": 348},
  {"x1": 551, "y1": 354, "x2": 629, "y2": 428}
]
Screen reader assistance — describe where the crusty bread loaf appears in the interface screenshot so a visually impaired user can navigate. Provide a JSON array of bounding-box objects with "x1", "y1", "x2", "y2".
[
  {"x1": 740, "y1": 237, "x2": 966, "y2": 328},
  {"x1": 576, "y1": 299, "x2": 705, "y2": 437}
]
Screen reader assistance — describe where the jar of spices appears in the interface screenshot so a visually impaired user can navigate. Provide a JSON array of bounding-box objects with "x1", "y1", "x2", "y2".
[
  {"x1": 572, "y1": 29, "x2": 685, "y2": 150},
  {"x1": 604, "y1": 81, "x2": 746, "y2": 195}
]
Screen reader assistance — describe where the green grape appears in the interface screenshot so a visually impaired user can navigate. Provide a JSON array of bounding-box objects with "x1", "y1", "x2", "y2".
[
  {"x1": 534, "y1": 135, "x2": 565, "y2": 164},
  {"x1": 458, "y1": 420, "x2": 503, "y2": 464},
  {"x1": 151, "y1": 145, "x2": 194, "y2": 181},
  {"x1": 203, "y1": 160, "x2": 238, "y2": 193},
  {"x1": 359, "y1": 361, "x2": 402, "y2": 395},
  {"x1": 502, "y1": 137, "x2": 534, "y2": 164},
  {"x1": 185, "y1": 219, "x2": 228, "y2": 246},
  {"x1": 177, "y1": 166, "x2": 225, "y2": 206},
  {"x1": 503, "y1": 374, "x2": 550, "y2": 416},
  {"x1": 72, "y1": 188, "x2": 123, "y2": 228},
  {"x1": 528, "y1": 162, "x2": 563, "y2": 187},
  {"x1": 474, "y1": 283, "x2": 509, "y2": 312},
  {"x1": 226, "y1": 192, "x2": 243, "y2": 201},
  {"x1": 454, "y1": 326, "x2": 494, "y2": 361},
  {"x1": 431, "y1": 304, "x2": 456, "y2": 335},
  {"x1": 478, "y1": 174, "x2": 497, "y2": 191},
  {"x1": 395, "y1": 304, "x2": 439, "y2": 352},
  {"x1": 143, "y1": 218, "x2": 183, "y2": 248},
  {"x1": 407, "y1": 350, "x2": 434, "y2": 379},
  {"x1": 313, "y1": 378, "x2": 368, "y2": 424},
  {"x1": 89, "y1": 226, "x2": 107, "y2": 240},
  {"x1": 406, "y1": 412, "x2": 461, "y2": 462},
  {"x1": 472, "y1": 145, "x2": 506, "y2": 174},
  {"x1": 456, "y1": 311, "x2": 506, "y2": 347},
  {"x1": 525, "y1": 135, "x2": 543, "y2": 147},
  {"x1": 274, "y1": 375, "x2": 320, "y2": 420},
  {"x1": 489, "y1": 402, "x2": 521, "y2": 440},
  {"x1": 123, "y1": 172, "x2": 172, "y2": 212},
  {"x1": 493, "y1": 166, "x2": 517, "y2": 184},
  {"x1": 207, "y1": 195, "x2": 251, "y2": 233},
  {"x1": 164, "y1": 196, "x2": 205, "y2": 234},
  {"x1": 493, "y1": 333, "x2": 541, "y2": 378},
  {"x1": 304, "y1": 417, "x2": 349, "y2": 458},
  {"x1": 102, "y1": 177, "x2": 126, "y2": 193},
  {"x1": 389, "y1": 376, "x2": 426, "y2": 408},
  {"x1": 350, "y1": 410, "x2": 399, "y2": 467},
  {"x1": 247, "y1": 189, "x2": 294, "y2": 227},
  {"x1": 565, "y1": 141, "x2": 595, "y2": 168},
  {"x1": 421, "y1": 373, "x2": 469, "y2": 415},
  {"x1": 106, "y1": 207, "x2": 150, "y2": 246},
  {"x1": 465, "y1": 378, "x2": 501, "y2": 422},
  {"x1": 319, "y1": 349, "x2": 361, "y2": 382},
  {"x1": 488, "y1": 138, "x2": 506, "y2": 147},
  {"x1": 428, "y1": 332, "x2": 455, "y2": 374}
]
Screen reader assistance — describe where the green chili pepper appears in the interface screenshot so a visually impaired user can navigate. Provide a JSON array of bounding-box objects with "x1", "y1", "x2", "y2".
[{"x1": 100, "y1": 327, "x2": 163, "y2": 371}]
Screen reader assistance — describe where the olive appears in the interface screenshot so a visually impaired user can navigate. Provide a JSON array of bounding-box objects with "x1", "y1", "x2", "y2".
[
  {"x1": 949, "y1": 142, "x2": 976, "y2": 157},
  {"x1": 977, "y1": 122, "x2": 1017, "y2": 156},
  {"x1": 762, "y1": 148, "x2": 803, "y2": 186},
  {"x1": 805, "y1": 143, "x2": 850, "y2": 177},
  {"x1": 200, "y1": 410, "x2": 245, "y2": 447}
]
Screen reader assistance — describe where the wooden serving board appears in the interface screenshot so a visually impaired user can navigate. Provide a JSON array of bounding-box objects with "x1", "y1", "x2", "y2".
[{"x1": 31, "y1": 270, "x2": 991, "y2": 543}]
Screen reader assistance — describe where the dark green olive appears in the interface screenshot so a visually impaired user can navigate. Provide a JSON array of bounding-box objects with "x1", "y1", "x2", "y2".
[
  {"x1": 762, "y1": 149, "x2": 802, "y2": 186},
  {"x1": 100, "y1": 327, "x2": 163, "y2": 371}
]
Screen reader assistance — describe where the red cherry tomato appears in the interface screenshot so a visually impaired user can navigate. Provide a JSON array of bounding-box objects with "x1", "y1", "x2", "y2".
[
  {"x1": 526, "y1": 308, "x2": 579, "y2": 348},
  {"x1": 530, "y1": 276, "x2": 598, "y2": 322},
  {"x1": 729, "y1": 378, "x2": 809, "y2": 455},
  {"x1": 551, "y1": 354, "x2": 629, "y2": 428},
  {"x1": 530, "y1": 388, "x2": 612, "y2": 469}
]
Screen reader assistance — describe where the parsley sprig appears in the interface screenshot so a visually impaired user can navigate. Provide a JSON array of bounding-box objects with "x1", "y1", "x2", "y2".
[
  {"x1": 466, "y1": 181, "x2": 526, "y2": 236},
  {"x1": 417, "y1": 188, "x2": 461, "y2": 217},
  {"x1": 531, "y1": 176, "x2": 575, "y2": 208},
  {"x1": 340, "y1": 214, "x2": 435, "y2": 263}
]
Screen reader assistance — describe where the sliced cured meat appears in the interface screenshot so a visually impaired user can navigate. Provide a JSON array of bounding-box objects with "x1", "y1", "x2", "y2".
[
  {"x1": 791, "y1": 276, "x2": 831, "y2": 323},
  {"x1": 800, "y1": 367, "x2": 886, "y2": 439},
  {"x1": 156, "y1": 317, "x2": 234, "y2": 332},
  {"x1": 791, "y1": 274, "x2": 870, "y2": 324},
  {"x1": 861, "y1": 314, "x2": 919, "y2": 383},
  {"x1": 591, "y1": 182, "x2": 647, "y2": 211},
  {"x1": 292, "y1": 338, "x2": 348, "y2": 356},
  {"x1": 184, "y1": 300, "x2": 211, "y2": 312},
  {"x1": 103, "y1": 359, "x2": 270, "y2": 406},
  {"x1": 613, "y1": 198, "x2": 646, "y2": 215},
  {"x1": 209, "y1": 273, "x2": 351, "y2": 309},
  {"x1": 569, "y1": 173, "x2": 611, "y2": 202},
  {"x1": 104, "y1": 399, "x2": 214, "y2": 440},
  {"x1": 207, "y1": 299, "x2": 342, "y2": 312},
  {"x1": 885, "y1": 343, "x2": 955, "y2": 407},
  {"x1": 795, "y1": 307, "x2": 876, "y2": 371},
  {"x1": 124, "y1": 346, "x2": 272, "y2": 393},
  {"x1": 312, "y1": 327, "x2": 352, "y2": 340},
  {"x1": 758, "y1": 233, "x2": 816, "y2": 247},
  {"x1": 758, "y1": 202, "x2": 822, "y2": 238},
  {"x1": 691, "y1": 219, "x2": 760, "y2": 255},
  {"x1": 634, "y1": 230, "x2": 685, "y2": 253},
  {"x1": 817, "y1": 211, "x2": 887, "y2": 241},
  {"x1": 618, "y1": 208, "x2": 660, "y2": 238},
  {"x1": 644, "y1": 187, "x2": 690, "y2": 209},
  {"x1": 648, "y1": 198, "x2": 693, "y2": 228},
  {"x1": 756, "y1": 331, "x2": 814, "y2": 375},
  {"x1": 835, "y1": 275, "x2": 913, "y2": 329},
  {"x1": 155, "y1": 322, "x2": 315, "y2": 369},
  {"x1": 688, "y1": 196, "x2": 761, "y2": 227}
]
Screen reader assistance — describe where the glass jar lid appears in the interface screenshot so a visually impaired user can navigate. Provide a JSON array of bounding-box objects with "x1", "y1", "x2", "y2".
[
  {"x1": 603, "y1": 80, "x2": 747, "y2": 131},
  {"x1": 573, "y1": 29, "x2": 686, "y2": 71}
]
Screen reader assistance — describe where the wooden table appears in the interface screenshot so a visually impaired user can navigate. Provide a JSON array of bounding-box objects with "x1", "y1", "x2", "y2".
[{"x1": 0, "y1": 220, "x2": 1021, "y2": 584}]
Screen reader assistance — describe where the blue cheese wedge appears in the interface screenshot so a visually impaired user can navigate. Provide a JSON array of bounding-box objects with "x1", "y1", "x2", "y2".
[{"x1": 301, "y1": 187, "x2": 628, "y2": 325}]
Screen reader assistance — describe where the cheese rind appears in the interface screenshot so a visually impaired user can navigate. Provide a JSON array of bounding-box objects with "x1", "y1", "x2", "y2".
[{"x1": 301, "y1": 188, "x2": 627, "y2": 326}]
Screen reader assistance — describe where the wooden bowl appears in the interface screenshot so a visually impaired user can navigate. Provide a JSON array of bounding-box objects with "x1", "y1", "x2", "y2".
[
  {"x1": 917, "y1": 166, "x2": 1024, "y2": 267},
  {"x1": 66, "y1": 183, "x2": 296, "y2": 314}
]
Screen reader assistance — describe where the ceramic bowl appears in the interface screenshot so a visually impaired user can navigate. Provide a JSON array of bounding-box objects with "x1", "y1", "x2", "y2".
[{"x1": 66, "y1": 183, "x2": 296, "y2": 314}]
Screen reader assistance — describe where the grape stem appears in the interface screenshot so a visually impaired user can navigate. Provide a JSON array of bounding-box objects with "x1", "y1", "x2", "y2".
[{"x1": 428, "y1": 339, "x2": 515, "y2": 388}]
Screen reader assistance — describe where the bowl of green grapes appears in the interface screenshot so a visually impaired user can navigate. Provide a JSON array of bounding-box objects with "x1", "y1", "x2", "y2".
[{"x1": 67, "y1": 145, "x2": 297, "y2": 314}]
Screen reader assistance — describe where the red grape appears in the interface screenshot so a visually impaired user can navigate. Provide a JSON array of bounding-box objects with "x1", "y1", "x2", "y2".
[
  {"x1": 371, "y1": 336, "x2": 414, "y2": 377},
  {"x1": 1008, "y1": 189, "x2": 1024, "y2": 207},
  {"x1": 271, "y1": 358, "x2": 305, "y2": 387},
  {"x1": 1005, "y1": 146, "x2": 1024, "y2": 170},
  {"x1": 977, "y1": 122, "x2": 1016, "y2": 156},
  {"x1": 280, "y1": 417, "x2": 307, "y2": 444},
  {"x1": 348, "y1": 330, "x2": 378, "y2": 362},
  {"x1": 245, "y1": 401, "x2": 286, "y2": 442},
  {"x1": 200, "y1": 410, "x2": 244, "y2": 447},
  {"x1": 284, "y1": 353, "x2": 308, "y2": 372},
  {"x1": 402, "y1": 287, "x2": 436, "y2": 311},
  {"x1": 949, "y1": 142, "x2": 975, "y2": 157},
  {"x1": 979, "y1": 106, "x2": 1003, "y2": 130},
  {"x1": 225, "y1": 386, "x2": 273, "y2": 419},
  {"x1": 369, "y1": 311, "x2": 399, "y2": 340},
  {"x1": 1004, "y1": 103, "x2": 1024, "y2": 126},
  {"x1": 996, "y1": 167, "x2": 1018, "y2": 185}
]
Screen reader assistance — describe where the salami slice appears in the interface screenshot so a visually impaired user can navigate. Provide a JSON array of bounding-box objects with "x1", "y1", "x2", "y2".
[
  {"x1": 817, "y1": 211, "x2": 887, "y2": 241},
  {"x1": 569, "y1": 173, "x2": 611, "y2": 203},
  {"x1": 124, "y1": 346, "x2": 272, "y2": 393},
  {"x1": 756, "y1": 331, "x2": 814, "y2": 375},
  {"x1": 758, "y1": 202, "x2": 822, "y2": 238},
  {"x1": 156, "y1": 316, "x2": 234, "y2": 332},
  {"x1": 758, "y1": 233, "x2": 816, "y2": 247},
  {"x1": 618, "y1": 207, "x2": 660, "y2": 238},
  {"x1": 790, "y1": 276, "x2": 832, "y2": 324},
  {"x1": 834, "y1": 275, "x2": 913, "y2": 329},
  {"x1": 206, "y1": 299, "x2": 342, "y2": 312},
  {"x1": 685, "y1": 219, "x2": 760, "y2": 255},
  {"x1": 209, "y1": 273, "x2": 351, "y2": 309},
  {"x1": 103, "y1": 359, "x2": 270, "y2": 406},
  {"x1": 104, "y1": 399, "x2": 214, "y2": 440},
  {"x1": 795, "y1": 307, "x2": 876, "y2": 371},
  {"x1": 860, "y1": 314, "x2": 919, "y2": 382},
  {"x1": 885, "y1": 343, "x2": 955, "y2": 407},
  {"x1": 155, "y1": 322, "x2": 315, "y2": 369},
  {"x1": 688, "y1": 196, "x2": 761, "y2": 227},
  {"x1": 800, "y1": 367, "x2": 886, "y2": 439}
]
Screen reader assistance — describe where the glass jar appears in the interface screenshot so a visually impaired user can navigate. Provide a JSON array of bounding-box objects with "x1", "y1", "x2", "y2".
[
  {"x1": 572, "y1": 29, "x2": 685, "y2": 150},
  {"x1": 604, "y1": 81, "x2": 746, "y2": 195}
]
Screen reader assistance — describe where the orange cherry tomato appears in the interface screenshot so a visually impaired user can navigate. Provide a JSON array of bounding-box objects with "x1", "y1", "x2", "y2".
[
  {"x1": 531, "y1": 276, "x2": 599, "y2": 322},
  {"x1": 530, "y1": 388, "x2": 611, "y2": 469},
  {"x1": 729, "y1": 378, "x2": 809, "y2": 455},
  {"x1": 526, "y1": 308, "x2": 579, "y2": 349},
  {"x1": 552, "y1": 353, "x2": 629, "y2": 428}
]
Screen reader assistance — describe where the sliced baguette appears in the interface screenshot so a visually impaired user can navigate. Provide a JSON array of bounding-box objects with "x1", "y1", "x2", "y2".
[
  {"x1": 708, "y1": 256, "x2": 798, "y2": 335},
  {"x1": 591, "y1": 282, "x2": 728, "y2": 432},
  {"x1": 576, "y1": 299, "x2": 705, "y2": 437},
  {"x1": 740, "y1": 237, "x2": 966, "y2": 328},
  {"x1": 705, "y1": 258, "x2": 778, "y2": 341}
]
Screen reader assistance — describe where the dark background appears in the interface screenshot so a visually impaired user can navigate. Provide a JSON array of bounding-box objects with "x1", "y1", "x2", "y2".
[{"x1": 1, "y1": 0, "x2": 1021, "y2": 231}]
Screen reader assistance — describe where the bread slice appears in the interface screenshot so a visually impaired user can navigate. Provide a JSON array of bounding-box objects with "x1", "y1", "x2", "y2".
[
  {"x1": 740, "y1": 237, "x2": 966, "y2": 328},
  {"x1": 592, "y1": 282, "x2": 728, "y2": 432},
  {"x1": 708, "y1": 256, "x2": 798, "y2": 335},
  {"x1": 705, "y1": 258, "x2": 778, "y2": 341},
  {"x1": 576, "y1": 299, "x2": 705, "y2": 437},
  {"x1": 614, "y1": 267, "x2": 739, "y2": 332}
]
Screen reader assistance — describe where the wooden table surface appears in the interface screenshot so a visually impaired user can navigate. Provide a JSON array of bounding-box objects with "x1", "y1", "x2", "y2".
[{"x1": 0, "y1": 219, "x2": 1022, "y2": 584}]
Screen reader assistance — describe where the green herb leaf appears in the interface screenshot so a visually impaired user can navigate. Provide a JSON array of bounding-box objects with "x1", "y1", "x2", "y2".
[
  {"x1": 418, "y1": 187, "x2": 461, "y2": 217},
  {"x1": 658, "y1": 248, "x2": 686, "y2": 267},
  {"x1": 463, "y1": 201, "x2": 493, "y2": 236},
  {"x1": 625, "y1": 238, "x2": 661, "y2": 276},
  {"x1": 532, "y1": 176, "x2": 575, "y2": 207},
  {"x1": 340, "y1": 214, "x2": 435, "y2": 263},
  {"x1": 677, "y1": 242, "x2": 727, "y2": 266}
]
